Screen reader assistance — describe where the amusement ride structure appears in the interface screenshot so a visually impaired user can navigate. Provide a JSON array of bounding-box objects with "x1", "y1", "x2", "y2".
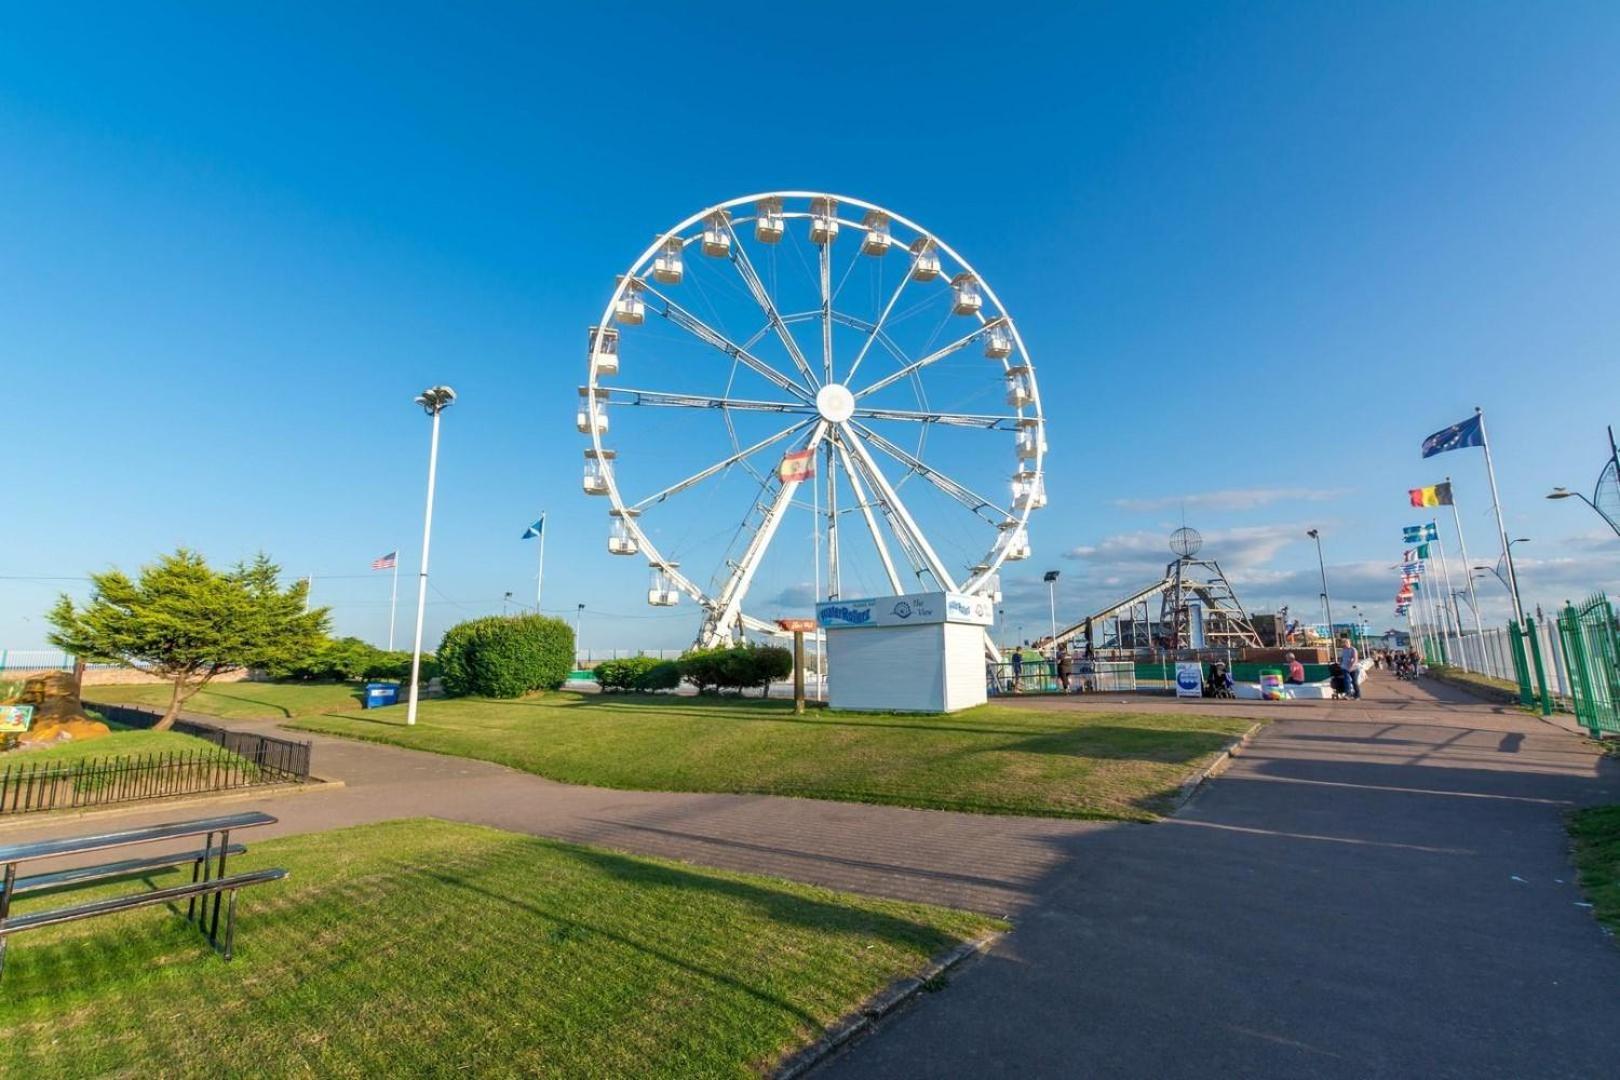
[
  {"x1": 579, "y1": 192, "x2": 1045, "y2": 650},
  {"x1": 1044, "y1": 527, "x2": 1263, "y2": 652}
]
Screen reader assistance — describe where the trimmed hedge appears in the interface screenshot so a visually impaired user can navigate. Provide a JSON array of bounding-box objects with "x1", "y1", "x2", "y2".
[
  {"x1": 594, "y1": 656, "x2": 686, "y2": 693},
  {"x1": 437, "y1": 614, "x2": 574, "y2": 698},
  {"x1": 270, "y1": 637, "x2": 437, "y2": 684},
  {"x1": 679, "y1": 645, "x2": 792, "y2": 695}
]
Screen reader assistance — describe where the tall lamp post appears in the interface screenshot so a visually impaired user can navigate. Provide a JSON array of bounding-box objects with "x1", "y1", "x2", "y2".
[
  {"x1": 1547, "y1": 488, "x2": 1620, "y2": 539},
  {"x1": 1043, "y1": 570, "x2": 1060, "y2": 652},
  {"x1": 575, "y1": 603, "x2": 585, "y2": 664},
  {"x1": 1306, "y1": 529, "x2": 1335, "y2": 648},
  {"x1": 406, "y1": 385, "x2": 456, "y2": 727}
]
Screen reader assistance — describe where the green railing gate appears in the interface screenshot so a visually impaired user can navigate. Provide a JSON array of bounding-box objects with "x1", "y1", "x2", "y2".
[{"x1": 1556, "y1": 593, "x2": 1620, "y2": 737}]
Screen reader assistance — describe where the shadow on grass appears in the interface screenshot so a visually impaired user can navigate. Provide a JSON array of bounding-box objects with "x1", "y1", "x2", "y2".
[{"x1": 193, "y1": 683, "x2": 366, "y2": 719}]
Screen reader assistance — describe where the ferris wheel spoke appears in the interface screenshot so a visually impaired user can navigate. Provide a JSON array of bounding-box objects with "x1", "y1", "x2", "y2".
[
  {"x1": 831, "y1": 434, "x2": 903, "y2": 593},
  {"x1": 638, "y1": 281, "x2": 814, "y2": 402},
  {"x1": 850, "y1": 421, "x2": 1011, "y2": 525},
  {"x1": 848, "y1": 404, "x2": 1022, "y2": 430},
  {"x1": 819, "y1": 241, "x2": 834, "y2": 386},
  {"x1": 839, "y1": 424, "x2": 961, "y2": 592},
  {"x1": 705, "y1": 421, "x2": 829, "y2": 645},
  {"x1": 630, "y1": 418, "x2": 815, "y2": 512},
  {"x1": 853, "y1": 318, "x2": 1005, "y2": 401},
  {"x1": 842, "y1": 248, "x2": 919, "y2": 386},
  {"x1": 719, "y1": 217, "x2": 821, "y2": 390},
  {"x1": 600, "y1": 386, "x2": 817, "y2": 415}
]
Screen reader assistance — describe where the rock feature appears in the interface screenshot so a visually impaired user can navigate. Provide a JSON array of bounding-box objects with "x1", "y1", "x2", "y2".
[{"x1": 7, "y1": 671, "x2": 112, "y2": 751}]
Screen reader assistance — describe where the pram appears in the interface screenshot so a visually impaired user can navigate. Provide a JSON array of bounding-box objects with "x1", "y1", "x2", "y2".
[
  {"x1": 1204, "y1": 661, "x2": 1236, "y2": 699},
  {"x1": 1329, "y1": 662, "x2": 1350, "y2": 699}
]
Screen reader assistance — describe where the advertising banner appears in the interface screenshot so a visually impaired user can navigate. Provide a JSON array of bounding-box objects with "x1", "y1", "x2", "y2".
[{"x1": 1174, "y1": 662, "x2": 1204, "y2": 698}]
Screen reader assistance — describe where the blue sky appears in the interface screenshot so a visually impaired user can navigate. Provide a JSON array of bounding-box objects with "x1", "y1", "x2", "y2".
[{"x1": 3, "y1": 2, "x2": 1619, "y2": 652}]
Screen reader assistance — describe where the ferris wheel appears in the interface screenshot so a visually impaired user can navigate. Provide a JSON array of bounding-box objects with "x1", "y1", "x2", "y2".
[{"x1": 579, "y1": 191, "x2": 1046, "y2": 649}]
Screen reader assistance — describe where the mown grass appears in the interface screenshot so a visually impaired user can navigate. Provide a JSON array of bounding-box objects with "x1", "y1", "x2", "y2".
[
  {"x1": 0, "y1": 819, "x2": 999, "y2": 1077},
  {"x1": 2, "y1": 720, "x2": 223, "y2": 768},
  {"x1": 288, "y1": 691, "x2": 1253, "y2": 821},
  {"x1": 86, "y1": 680, "x2": 364, "y2": 720},
  {"x1": 1568, "y1": 805, "x2": 1620, "y2": 933}
]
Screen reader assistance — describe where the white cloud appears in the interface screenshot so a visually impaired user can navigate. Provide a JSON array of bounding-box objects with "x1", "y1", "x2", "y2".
[
  {"x1": 768, "y1": 581, "x2": 818, "y2": 608},
  {"x1": 1114, "y1": 487, "x2": 1351, "y2": 513},
  {"x1": 1065, "y1": 523, "x2": 1309, "y2": 571}
]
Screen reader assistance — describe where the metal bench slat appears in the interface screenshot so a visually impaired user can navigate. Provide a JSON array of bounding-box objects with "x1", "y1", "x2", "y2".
[
  {"x1": 0, "y1": 868, "x2": 288, "y2": 935},
  {"x1": 0, "y1": 812, "x2": 277, "y2": 866},
  {"x1": 13, "y1": 845, "x2": 248, "y2": 896}
]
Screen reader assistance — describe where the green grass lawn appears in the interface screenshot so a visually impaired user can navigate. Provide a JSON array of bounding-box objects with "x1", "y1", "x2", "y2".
[
  {"x1": 288, "y1": 691, "x2": 1252, "y2": 821},
  {"x1": 85, "y1": 680, "x2": 364, "y2": 719},
  {"x1": 3, "y1": 724, "x2": 224, "y2": 768},
  {"x1": 0, "y1": 819, "x2": 998, "y2": 1077},
  {"x1": 1568, "y1": 805, "x2": 1620, "y2": 933}
]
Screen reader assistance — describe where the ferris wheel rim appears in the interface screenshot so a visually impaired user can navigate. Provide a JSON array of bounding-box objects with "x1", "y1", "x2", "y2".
[{"x1": 582, "y1": 191, "x2": 1045, "y2": 640}]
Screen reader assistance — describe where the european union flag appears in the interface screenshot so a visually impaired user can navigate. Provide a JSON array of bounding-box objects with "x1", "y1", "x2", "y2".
[{"x1": 1421, "y1": 414, "x2": 1484, "y2": 458}]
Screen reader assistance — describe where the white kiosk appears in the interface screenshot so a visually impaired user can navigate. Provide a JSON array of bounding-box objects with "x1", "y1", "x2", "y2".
[{"x1": 815, "y1": 592, "x2": 995, "y2": 713}]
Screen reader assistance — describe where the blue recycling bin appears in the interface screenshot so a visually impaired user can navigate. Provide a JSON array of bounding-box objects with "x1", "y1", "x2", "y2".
[{"x1": 363, "y1": 682, "x2": 400, "y2": 709}]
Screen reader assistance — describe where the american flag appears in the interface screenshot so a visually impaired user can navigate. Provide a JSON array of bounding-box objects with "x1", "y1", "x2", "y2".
[{"x1": 371, "y1": 551, "x2": 398, "y2": 571}]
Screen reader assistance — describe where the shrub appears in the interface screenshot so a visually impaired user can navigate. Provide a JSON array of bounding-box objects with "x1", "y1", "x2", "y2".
[
  {"x1": 594, "y1": 656, "x2": 660, "y2": 692},
  {"x1": 678, "y1": 644, "x2": 792, "y2": 695},
  {"x1": 637, "y1": 660, "x2": 683, "y2": 692},
  {"x1": 437, "y1": 614, "x2": 574, "y2": 698}
]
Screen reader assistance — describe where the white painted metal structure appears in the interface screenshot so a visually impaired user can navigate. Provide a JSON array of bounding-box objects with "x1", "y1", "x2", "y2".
[{"x1": 582, "y1": 191, "x2": 1046, "y2": 649}]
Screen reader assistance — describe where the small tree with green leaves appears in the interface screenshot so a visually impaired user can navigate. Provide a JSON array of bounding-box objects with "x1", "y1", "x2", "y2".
[{"x1": 47, "y1": 549, "x2": 329, "y2": 729}]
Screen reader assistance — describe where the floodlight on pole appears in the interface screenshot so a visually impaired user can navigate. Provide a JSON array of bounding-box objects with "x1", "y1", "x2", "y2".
[
  {"x1": 1307, "y1": 529, "x2": 1334, "y2": 644},
  {"x1": 1043, "y1": 570, "x2": 1060, "y2": 651},
  {"x1": 406, "y1": 384, "x2": 456, "y2": 727},
  {"x1": 1547, "y1": 487, "x2": 1620, "y2": 538}
]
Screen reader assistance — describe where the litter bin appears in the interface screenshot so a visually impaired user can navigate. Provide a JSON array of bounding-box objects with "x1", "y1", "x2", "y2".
[{"x1": 363, "y1": 682, "x2": 400, "y2": 709}]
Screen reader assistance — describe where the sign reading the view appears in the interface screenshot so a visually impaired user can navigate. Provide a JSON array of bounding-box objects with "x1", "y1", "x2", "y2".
[
  {"x1": 1174, "y1": 662, "x2": 1204, "y2": 698},
  {"x1": 0, "y1": 704, "x2": 35, "y2": 733},
  {"x1": 816, "y1": 592, "x2": 994, "y2": 630}
]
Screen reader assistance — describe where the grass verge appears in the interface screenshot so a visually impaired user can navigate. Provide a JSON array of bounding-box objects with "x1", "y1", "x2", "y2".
[
  {"x1": 0, "y1": 818, "x2": 999, "y2": 1077},
  {"x1": 1, "y1": 719, "x2": 227, "y2": 768},
  {"x1": 1568, "y1": 805, "x2": 1620, "y2": 934},
  {"x1": 288, "y1": 691, "x2": 1254, "y2": 821},
  {"x1": 86, "y1": 681, "x2": 364, "y2": 720}
]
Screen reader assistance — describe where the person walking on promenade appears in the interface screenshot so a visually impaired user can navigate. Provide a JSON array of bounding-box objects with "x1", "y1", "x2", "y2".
[
  {"x1": 1056, "y1": 646, "x2": 1073, "y2": 693},
  {"x1": 1010, "y1": 648, "x2": 1024, "y2": 693},
  {"x1": 1338, "y1": 636, "x2": 1362, "y2": 699}
]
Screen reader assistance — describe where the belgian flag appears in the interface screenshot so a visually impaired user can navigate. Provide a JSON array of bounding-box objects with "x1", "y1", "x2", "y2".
[{"x1": 1408, "y1": 482, "x2": 1453, "y2": 508}]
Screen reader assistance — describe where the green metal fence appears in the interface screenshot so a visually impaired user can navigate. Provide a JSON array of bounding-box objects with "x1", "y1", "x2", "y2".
[{"x1": 1556, "y1": 593, "x2": 1620, "y2": 736}]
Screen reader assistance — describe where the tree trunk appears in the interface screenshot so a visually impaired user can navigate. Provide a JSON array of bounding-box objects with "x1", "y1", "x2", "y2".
[{"x1": 157, "y1": 677, "x2": 185, "y2": 731}]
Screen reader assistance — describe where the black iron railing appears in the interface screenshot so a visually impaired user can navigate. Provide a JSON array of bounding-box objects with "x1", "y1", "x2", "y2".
[{"x1": 1, "y1": 704, "x2": 311, "y2": 816}]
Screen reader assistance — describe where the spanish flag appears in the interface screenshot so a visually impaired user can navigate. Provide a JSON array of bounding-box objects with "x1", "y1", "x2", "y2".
[
  {"x1": 1409, "y1": 482, "x2": 1453, "y2": 508},
  {"x1": 779, "y1": 448, "x2": 816, "y2": 484}
]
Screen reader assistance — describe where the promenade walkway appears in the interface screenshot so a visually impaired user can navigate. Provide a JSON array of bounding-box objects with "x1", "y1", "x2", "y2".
[{"x1": 7, "y1": 676, "x2": 1619, "y2": 1076}]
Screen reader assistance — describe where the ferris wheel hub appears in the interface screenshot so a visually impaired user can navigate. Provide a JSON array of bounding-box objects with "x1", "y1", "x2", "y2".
[{"x1": 816, "y1": 383, "x2": 856, "y2": 424}]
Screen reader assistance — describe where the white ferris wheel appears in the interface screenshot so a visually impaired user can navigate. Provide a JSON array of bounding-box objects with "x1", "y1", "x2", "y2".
[{"x1": 579, "y1": 191, "x2": 1046, "y2": 650}]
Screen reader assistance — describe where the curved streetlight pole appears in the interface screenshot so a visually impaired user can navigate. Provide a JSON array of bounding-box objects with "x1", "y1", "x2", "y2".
[
  {"x1": 407, "y1": 385, "x2": 456, "y2": 726},
  {"x1": 1546, "y1": 488, "x2": 1620, "y2": 538},
  {"x1": 1307, "y1": 529, "x2": 1334, "y2": 649}
]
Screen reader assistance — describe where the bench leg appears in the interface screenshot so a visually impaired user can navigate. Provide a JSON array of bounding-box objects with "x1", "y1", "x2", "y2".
[
  {"x1": 0, "y1": 861, "x2": 14, "y2": 981},
  {"x1": 189, "y1": 831, "x2": 214, "y2": 923},
  {"x1": 223, "y1": 888, "x2": 239, "y2": 961},
  {"x1": 209, "y1": 830, "x2": 231, "y2": 944}
]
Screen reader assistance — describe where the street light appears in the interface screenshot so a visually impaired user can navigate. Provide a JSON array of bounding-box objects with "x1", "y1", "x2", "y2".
[
  {"x1": 406, "y1": 384, "x2": 456, "y2": 726},
  {"x1": 1306, "y1": 529, "x2": 1335, "y2": 646},
  {"x1": 1547, "y1": 487, "x2": 1620, "y2": 538},
  {"x1": 1043, "y1": 570, "x2": 1061, "y2": 652},
  {"x1": 575, "y1": 603, "x2": 585, "y2": 663}
]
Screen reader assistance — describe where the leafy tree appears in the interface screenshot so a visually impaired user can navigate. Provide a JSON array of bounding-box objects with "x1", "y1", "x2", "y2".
[{"x1": 47, "y1": 549, "x2": 329, "y2": 729}]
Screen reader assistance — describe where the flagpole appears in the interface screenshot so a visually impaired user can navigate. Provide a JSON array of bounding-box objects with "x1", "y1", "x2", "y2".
[
  {"x1": 388, "y1": 553, "x2": 399, "y2": 652},
  {"x1": 1475, "y1": 407, "x2": 1524, "y2": 626},
  {"x1": 536, "y1": 512, "x2": 546, "y2": 612},
  {"x1": 1446, "y1": 476, "x2": 1485, "y2": 662},
  {"x1": 1431, "y1": 524, "x2": 1461, "y2": 668}
]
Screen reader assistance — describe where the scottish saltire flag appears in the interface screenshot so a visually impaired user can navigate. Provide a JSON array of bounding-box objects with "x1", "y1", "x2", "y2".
[
  {"x1": 1423, "y1": 523, "x2": 1439, "y2": 541},
  {"x1": 521, "y1": 518, "x2": 544, "y2": 540},
  {"x1": 1409, "y1": 482, "x2": 1453, "y2": 507},
  {"x1": 1403, "y1": 525, "x2": 1424, "y2": 543},
  {"x1": 779, "y1": 448, "x2": 816, "y2": 483},
  {"x1": 1421, "y1": 414, "x2": 1485, "y2": 458},
  {"x1": 370, "y1": 551, "x2": 398, "y2": 570}
]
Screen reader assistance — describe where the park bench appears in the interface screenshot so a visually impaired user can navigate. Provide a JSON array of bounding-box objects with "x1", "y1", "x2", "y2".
[{"x1": 0, "y1": 810, "x2": 286, "y2": 979}]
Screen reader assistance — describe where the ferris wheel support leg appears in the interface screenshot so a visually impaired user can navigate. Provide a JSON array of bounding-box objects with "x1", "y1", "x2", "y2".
[
  {"x1": 833, "y1": 436, "x2": 903, "y2": 594},
  {"x1": 826, "y1": 432, "x2": 840, "y2": 599},
  {"x1": 707, "y1": 421, "x2": 830, "y2": 642},
  {"x1": 841, "y1": 424, "x2": 961, "y2": 594}
]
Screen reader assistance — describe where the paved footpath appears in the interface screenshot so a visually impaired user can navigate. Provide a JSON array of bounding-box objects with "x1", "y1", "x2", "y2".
[{"x1": 9, "y1": 676, "x2": 1620, "y2": 1076}]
